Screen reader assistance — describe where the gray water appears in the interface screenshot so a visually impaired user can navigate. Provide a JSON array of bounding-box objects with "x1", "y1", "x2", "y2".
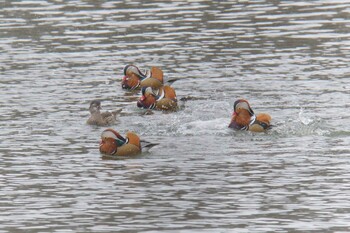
[{"x1": 1, "y1": 0, "x2": 350, "y2": 232}]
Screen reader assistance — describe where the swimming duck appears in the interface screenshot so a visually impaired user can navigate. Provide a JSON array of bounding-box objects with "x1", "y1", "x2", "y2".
[
  {"x1": 99, "y1": 128, "x2": 141, "y2": 156},
  {"x1": 228, "y1": 99, "x2": 271, "y2": 132},
  {"x1": 87, "y1": 100, "x2": 121, "y2": 126},
  {"x1": 137, "y1": 86, "x2": 178, "y2": 111},
  {"x1": 121, "y1": 64, "x2": 164, "y2": 90}
]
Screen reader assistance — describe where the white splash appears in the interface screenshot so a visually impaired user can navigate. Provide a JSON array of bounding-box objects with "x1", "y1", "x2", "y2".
[{"x1": 298, "y1": 108, "x2": 313, "y2": 125}]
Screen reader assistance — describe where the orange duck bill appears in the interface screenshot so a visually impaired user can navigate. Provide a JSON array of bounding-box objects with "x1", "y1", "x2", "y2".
[{"x1": 228, "y1": 99, "x2": 271, "y2": 132}]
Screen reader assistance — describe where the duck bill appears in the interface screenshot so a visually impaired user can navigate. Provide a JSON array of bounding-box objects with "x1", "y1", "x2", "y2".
[
  {"x1": 137, "y1": 100, "x2": 147, "y2": 108},
  {"x1": 121, "y1": 76, "x2": 130, "y2": 89},
  {"x1": 228, "y1": 120, "x2": 240, "y2": 129}
]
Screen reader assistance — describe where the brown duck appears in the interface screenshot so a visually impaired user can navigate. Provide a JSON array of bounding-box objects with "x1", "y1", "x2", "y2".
[{"x1": 87, "y1": 100, "x2": 121, "y2": 126}]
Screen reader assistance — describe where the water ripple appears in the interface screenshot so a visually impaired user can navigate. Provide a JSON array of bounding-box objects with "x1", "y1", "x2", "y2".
[{"x1": 0, "y1": 0, "x2": 350, "y2": 232}]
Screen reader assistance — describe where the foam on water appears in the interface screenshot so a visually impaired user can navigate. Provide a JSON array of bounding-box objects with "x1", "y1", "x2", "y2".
[{"x1": 272, "y1": 108, "x2": 331, "y2": 137}]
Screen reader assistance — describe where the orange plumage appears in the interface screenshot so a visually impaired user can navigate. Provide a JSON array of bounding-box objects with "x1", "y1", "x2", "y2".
[
  {"x1": 122, "y1": 65, "x2": 164, "y2": 90},
  {"x1": 229, "y1": 99, "x2": 271, "y2": 132},
  {"x1": 256, "y1": 113, "x2": 272, "y2": 126},
  {"x1": 137, "y1": 85, "x2": 178, "y2": 111},
  {"x1": 99, "y1": 129, "x2": 141, "y2": 156}
]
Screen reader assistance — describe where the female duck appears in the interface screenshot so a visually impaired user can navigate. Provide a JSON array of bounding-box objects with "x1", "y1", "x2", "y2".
[
  {"x1": 87, "y1": 100, "x2": 121, "y2": 126},
  {"x1": 121, "y1": 64, "x2": 164, "y2": 90},
  {"x1": 228, "y1": 99, "x2": 271, "y2": 132},
  {"x1": 137, "y1": 86, "x2": 178, "y2": 111},
  {"x1": 99, "y1": 129, "x2": 141, "y2": 156}
]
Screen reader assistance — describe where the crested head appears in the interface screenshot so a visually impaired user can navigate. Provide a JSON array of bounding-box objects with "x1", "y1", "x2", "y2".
[
  {"x1": 141, "y1": 86, "x2": 157, "y2": 96},
  {"x1": 123, "y1": 64, "x2": 137, "y2": 75},
  {"x1": 233, "y1": 99, "x2": 254, "y2": 116},
  {"x1": 90, "y1": 100, "x2": 101, "y2": 106},
  {"x1": 229, "y1": 99, "x2": 255, "y2": 130},
  {"x1": 123, "y1": 64, "x2": 145, "y2": 77},
  {"x1": 122, "y1": 65, "x2": 144, "y2": 90},
  {"x1": 137, "y1": 87, "x2": 157, "y2": 109},
  {"x1": 101, "y1": 128, "x2": 123, "y2": 140},
  {"x1": 100, "y1": 129, "x2": 142, "y2": 156},
  {"x1": 100, "y1": 129, "x2": 127, "y2": 155},
  {"x1": 89, "y1": 100, "x2": 101, "y2": 114}
]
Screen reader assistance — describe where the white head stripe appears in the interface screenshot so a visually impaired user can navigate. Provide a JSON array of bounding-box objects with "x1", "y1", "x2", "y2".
[{"x1": 101, "y1": 130, "x2": 118, "y2": 139}]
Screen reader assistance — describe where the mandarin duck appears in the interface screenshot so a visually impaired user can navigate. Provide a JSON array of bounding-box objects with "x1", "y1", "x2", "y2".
[
  {"x1": 99, "y1": 129, "x2": 141, "y2": 156},
  {"x1": 137, "y1": 85, "x2": 178, "y2": 111},
  {"x1": 121, "y1": 64, "x2": 164, "y2": 90},
  {"x1": 87, "y1": 100, "x2": 122, "y2": 126},
  {"x1": 228, "y1": 99, "x2": 272, "y2": 132}
]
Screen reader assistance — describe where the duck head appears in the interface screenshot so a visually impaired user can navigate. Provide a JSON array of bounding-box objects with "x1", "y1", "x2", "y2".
[
  {"x1": 229, "y1": 99, "x2": 255, "y2": 129},
  {"x1": 89, "y1": 100, "x2": 102, "y2": 114},
  {"x1": 99, "y1": 128, "x2": 127, "y2": 155},
  {"x1": 121, "y1": 65, "x2": 146, "y2": 90},
  {"x1": 137, "y1": 86, "x2": 158, "y2": 109},
  {"x1": 233, "y1": 99, "x2": 254, "y2": 115}
]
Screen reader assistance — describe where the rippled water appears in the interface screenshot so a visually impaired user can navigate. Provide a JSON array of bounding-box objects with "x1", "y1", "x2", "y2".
[{"x1": 1, "y1": 0, "x2": 350, "y2": 232}]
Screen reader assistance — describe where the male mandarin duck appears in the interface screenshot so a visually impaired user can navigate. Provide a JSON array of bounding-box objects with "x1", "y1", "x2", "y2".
[
  {"x1": 99, "y1": 128, "x2": 141, "y2": 156},
  {"x1": 228, "y1": 99, "x2": 272, "y2": 132},
  {"x1": 87, "y1": 100, "x2": 122, "y2": 126},
  {"x1": 137, "y1": 85, "x2": 178, "y2": 111},
  {"x1": 121, "y1": 64, "x2": 164, "y2": 90}
]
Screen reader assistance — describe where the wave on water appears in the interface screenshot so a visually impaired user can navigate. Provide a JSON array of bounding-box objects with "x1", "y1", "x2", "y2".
[
  {"x1": 177, "y1": 117, "x2": 230, "y2": 136},
  {"x1": 272, "y1": 108, "x2": 330, "y2": 137}
]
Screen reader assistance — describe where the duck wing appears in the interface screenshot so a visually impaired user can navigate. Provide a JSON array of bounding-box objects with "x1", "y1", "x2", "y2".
[{"x1": 140, "y1": 140, "x2": 158, "y2": 152}]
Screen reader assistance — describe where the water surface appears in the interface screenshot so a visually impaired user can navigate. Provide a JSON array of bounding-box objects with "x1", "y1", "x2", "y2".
[{"x1": 0, "y1": 0, "x2": 350, "y2": 232}]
